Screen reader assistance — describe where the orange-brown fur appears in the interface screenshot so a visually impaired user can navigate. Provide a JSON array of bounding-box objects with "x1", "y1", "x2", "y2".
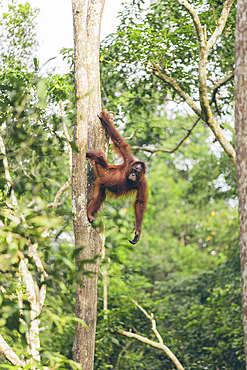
[{"x1": 86, "y1": 110, "x2": 148, "y2": 244}]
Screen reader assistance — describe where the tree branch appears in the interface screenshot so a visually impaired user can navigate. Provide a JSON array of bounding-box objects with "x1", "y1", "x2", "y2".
[
  {"x1": 117, "y1": 299, "x2": 185, "y2": 370},
  {"x1": 207, "y1": 0, "x2": 234, "y2": 51},
  {"x1": 131, "y1": 117, "x2": 200, "y2": 154},
  {"x1": 52, "y1": 101, "x2": 73, "y2": 209},
  {"x1": 176, "y1": 0, "x2": 204, "y2": 47},
  {"x1": 53, "y1": 177, "x2": 71, "y2": 209},
  {"x1": 152, "y1": 63, "x2": 202, "y2": 118},
  {"x1": 125, "y1": 128, "x2": 137, "y2": 140},
  {"x1": 152, "y1": 4, "x2": 236, "y2": 165},
  {"x1": 59, "y1": 100, "x2": 73, "y2": 173},
  {"x1": 0, "y1": 334, "x2": 24, "y2": 367},
  {"x1": 210, "y1": 70, "x2": 235, "y2": 104},
  {"x1": 0, "y1": 134, "x2": 18, "y2": 207},
  {"x1": 117, "y1": 330, "x2": 185, "y2": 370},
  {"x1": 27, "y1": 243, "x2": 47, "y2": 315},
  {"x1": 18, "y1": 256, "x2": 41, "y2": 362},
  {"x1": 131, "y1": 299, "x2": 164, "y2": 344},
  {"x1": 0, "y1": 132, "x2": 46, "y2": 364}
]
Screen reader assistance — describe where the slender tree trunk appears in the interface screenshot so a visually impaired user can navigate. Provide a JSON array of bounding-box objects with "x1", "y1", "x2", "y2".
[
  {"x1": 71, "y1": 1, "x2": 106, "y2": 369},
  {"x1": 235, "y1": 1, "x2": 247, "y2": 367}
]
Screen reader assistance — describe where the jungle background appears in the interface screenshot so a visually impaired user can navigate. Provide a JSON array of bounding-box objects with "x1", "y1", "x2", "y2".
[{"x1": 0, "y1": 0, "x2": 244, "y2": 369}]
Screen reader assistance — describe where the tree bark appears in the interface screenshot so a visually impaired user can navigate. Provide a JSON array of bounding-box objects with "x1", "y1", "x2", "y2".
[
  {"x1": 235, "y1": 0, "x2": 247, "y2": 367},
  {"x1": 71, "y1": 1, "x2": 106, "y2": 369}
]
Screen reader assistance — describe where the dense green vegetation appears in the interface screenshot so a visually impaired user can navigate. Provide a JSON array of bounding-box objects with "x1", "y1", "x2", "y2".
[{"x1": 0, "y1": 0, "x2": 244, "y2": 369}]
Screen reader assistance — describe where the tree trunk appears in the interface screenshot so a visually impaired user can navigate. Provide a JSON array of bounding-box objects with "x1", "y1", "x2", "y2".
[
  {"x1": 71, "y1": 1, "x2": 106, "y2": 369},
  {"x1": 235, "y1": 1, "x2": 247, "y2": 367}
]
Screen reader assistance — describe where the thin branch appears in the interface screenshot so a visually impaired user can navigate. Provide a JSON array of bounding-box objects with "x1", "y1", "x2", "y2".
[
  {"x1": 27, "y1": 193, "x2": 70, "y2": 212},
  {"x1": 117, "y1": 329, "x2": 185, "y2": 370},
  {"x1": 152, "y1": 63, "x2": 202, "y2": 118},
  {"x1": 0, "y1": 334, "x2": 24, "y2": 367},
  {"x1": 59, "y1": 100, "x2": 73, "y2": 173},
  {"x1": 210, "y1": 70, "x2": 235, "y2": 104},
  {"x1": 51, "y1": 101, "x2": 73, "y2": 209},
  {"x1": 207, "y1": 0, "x2": 234, "y2": 51},
  {"x1": 27, "y1": 243, "x2": 47, "y2": 315},
  {"x1": 176, "y1": 0, "x2": 204, "y2": 47},
  {"x1": 39, "y1": 56, "x2": 57, "y2": 72},
  {"x1": 125, "y1": 128, "x2": 137, "y2": 140},
  {"x1": 117, "y1": 300, "x2": 184, "y2": 370},
  {"x1": 0, "y1": 134, "x2": 18, "y2": 207},
  {"x1": 131, "y1": 117, "x2": 200, "y2": 154},
  {"x1": 131, "y1": 299, "x2": 163, "y2": 344},
  {"x1": 53, "y1": 177, "x2": 71, "y2": 209}
]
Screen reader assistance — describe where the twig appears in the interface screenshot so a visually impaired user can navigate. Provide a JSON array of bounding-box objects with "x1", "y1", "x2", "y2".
[
  {"x1": 131, "y1": 299, "x2": 164, "y2": 343},
  {"x1": 39, "y1": 57, "x2": 57, "y2": 72},
  {"x1": 59, "y1": 100, "x2": 73, "y2": 173},
  {"x1": 117, "y1": 299, "x2": 185, "y2": 370},
  {"x1": 131, "y1": 117, "x2": 200, "y2": 154},
  {"x1": 210, "y1": 70, "x2": 235, "y2": 105},
  {"x1": 53, "y1": 177, "x2": 71, "y2": 209},
  {"x1": 125, "y1": 128, "x2": 137, "y2": 140}
]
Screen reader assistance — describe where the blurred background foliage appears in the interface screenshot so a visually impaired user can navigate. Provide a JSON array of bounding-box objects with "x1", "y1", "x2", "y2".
[{"x1": 0, "y1": 0, "x2": 244, "y2": 369}]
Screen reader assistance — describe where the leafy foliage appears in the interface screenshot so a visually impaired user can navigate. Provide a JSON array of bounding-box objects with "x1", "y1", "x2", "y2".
[
  {"x1": 93, "y1": 118, "x2": 243, "y2": 369},
  {"x1": 100, "y1": 0, "x2": 236, "y2": 149},
  {"x1": 0, "y1": 1, "x2": 244, "y2": 369},
  {"x1": 0, "y1": 1, "x2": 39, "y2": 69}
]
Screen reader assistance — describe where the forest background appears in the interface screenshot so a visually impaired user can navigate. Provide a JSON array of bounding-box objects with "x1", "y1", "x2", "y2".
[{"x1": 0, "y1": 0, "x2": 244, "y2": 369}]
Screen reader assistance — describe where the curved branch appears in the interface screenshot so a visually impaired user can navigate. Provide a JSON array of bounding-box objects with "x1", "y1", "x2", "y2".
[
  {"x1": 131, "y1": 299, "x2": 164, "y2": 344},
  {"x1": 125, "y1": 128, "x2": 137, "y2": 140},
  {"x1": 131, "y1": 117, "x2": 200, "y2": 154},
  {"x1": 210, "y1": 70, "x2": 235, "y2": 104},
  {"x1": 117, "y1": 330, "x2": 185, "y2": 370},
  {"x1": 53, "y1": 177, "x2": 71, "y2": 208},
  {"x1": 207, "y1": 0, "x2": 234, "y2": 51},
  {"x1": 176, "y1": 0, "x2": 204, "y2": 47},
  {"x1": 117, "y1": 299, "x2": 184, "y2": 370},
  {"x1": 152, "y1": 63, "x2": 202, "y2": 117}
]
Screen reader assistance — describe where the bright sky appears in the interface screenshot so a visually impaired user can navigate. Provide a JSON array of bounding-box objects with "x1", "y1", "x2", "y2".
[{"x1": 27, "y1": 0, "x2": 129, "y2": 72}]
